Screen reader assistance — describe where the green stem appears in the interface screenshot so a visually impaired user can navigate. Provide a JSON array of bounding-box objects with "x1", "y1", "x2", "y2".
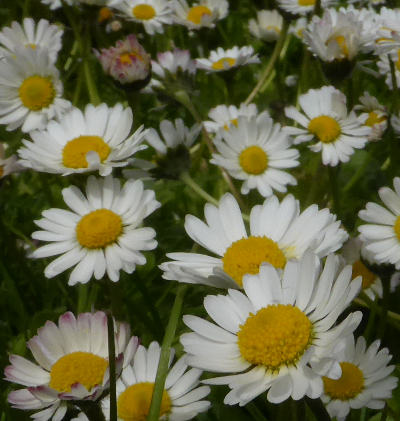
[
  {"x1": 84, "y1": 59, "x2": 101, "y2": 105},
  {"x1": 147, "y1": 285, "x2": 187, "y2": 421},
  {"x1": 107, "y1": 313, "x2": 117, "y2": 421},
  {"x1": 245, "y1": 20, "x2": 289, "y2": 105},
  {"x1": 180, "y1": 172, "x2": 219, "y2": 206},
  {"x1": 74, "y1": 401, "x2": 106, "y2": 421},
  {"x1": 305, "y1": 397, "x2": 330, "y2": 421},
  {"x1": 388, "y1": 55, "x2": 399, "y2": 113},
  {"x1": 245, "y1": 402, "x2": 268, "y2": 421},
  {"x1": 354, "y1": 297, "x2": 400, "y2": 323},
  {"x1": 328, "y1": 165, "x2": 340, "y2": 216},
  {"x1": 343, "y1": 154, "x2": 372, "y2": 193}
]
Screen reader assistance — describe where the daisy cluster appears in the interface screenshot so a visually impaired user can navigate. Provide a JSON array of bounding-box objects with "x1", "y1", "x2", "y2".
[{"x1": 1, "y1": 0, "x2": 400, "y2": 420}]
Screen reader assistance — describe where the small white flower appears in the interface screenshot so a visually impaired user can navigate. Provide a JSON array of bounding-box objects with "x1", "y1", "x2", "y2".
[
  {"x1": 284, "y1": 86, "x2": 371, "y2": 166},
  {"x1": 276, "y1": 0, "x2": 335, "y2": 16},
  {"x1": 31, "y1": 175, "x2": 160, "y2": 285},
  {"x1": 152, "y1": 48, "x2": 196, "y2": 79},
  {"x1": 377, "y1": 50, "x2": 400, "y2": 89},
  {"x1": 248, "y1": 9, "x2": 283, "y2": 42},
  {"x1": 289, "y1": 17, "x2": 307, "y2": 39}
]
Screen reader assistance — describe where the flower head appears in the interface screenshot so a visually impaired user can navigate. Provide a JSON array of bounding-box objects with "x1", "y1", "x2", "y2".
[
  {"x1": 276, "y1": 0, "x2": 334, "y2": 16},
  {"x1": 248, "y1": 10, "x2": 283, "y2": 42},
  {"x1": 152, "y1": 48, "x2": 196, "y2": 79}
]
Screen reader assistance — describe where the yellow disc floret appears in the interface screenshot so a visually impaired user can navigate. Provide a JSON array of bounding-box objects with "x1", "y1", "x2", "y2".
[
  {"x1": 76, "y1": 209, "x2": 122, "y2": 249},
  {"x1": 62, "y1": 136, "x2": 111, "y2": 169},
  {"x1": 222, "y1": 236, "x2": 286, "y2": 287},
  {"x1": 99, "y1": 7, "x2": 113, "y2": 22},
  {"x1": 239, "y1": 146, "x2": 268, "y2": 175},
  {"x1": 132, "y1": 4, "x2": 156, "y2": 20},
  {"x1": 394, "y1": 215, "x2": 400, "y2": 241},
  {"x1": 365, "y1": 111, "x2": 386, "y2": 127},
  {"x1": 187, "y1": 5, "x2": 212, "y2": 24},
  {"x1": 212, "y1": 57, "x2": 236, "y2": 71},
  {"x1": 308, "y1": 115, "x2": 341, "y2": 143},
  {"x1": 333, "y1": 35, "x2": 349, "y2": 58},
  {"x1": 238, "y1": 304, "x2": 312, "y2": 370},
  {"x1": 323, "y1": 362, "x2": 364, "y2": 400},
  {"x1": 49, "y1": 351, "x2": 108, "y2": 393},
  {"x1": 352, "y1": 260, "x2": 377, "y2": 290},
  {"x1": 19, "y1": 75, "x2": 55, "y2": 111},
  {"x1": 117, "y1": 382, "x2": 171, "y2": 421},
  {"x1": 298, "y1": 0, "x2": 315, "y2": 5}
]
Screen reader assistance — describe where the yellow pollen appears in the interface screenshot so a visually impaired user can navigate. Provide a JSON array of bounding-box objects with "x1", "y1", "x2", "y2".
[
  {"x1": 352, "y1": 260, "x2": 377, "y2": 290},
  {"x1": 223, "y1": 118, "x2": 238, "y2": 131},
  {"x1": 238, "y1": 304, "x2": 312, "y2": 370},
  {"x1": 99, "y1": 7, "x2": 113, "y2": 22},
  {"x1": 132, "y1": 4, "x2": 156, "y2": 20},
  {"x1": 187, "y1": 5, "x2": 212, "y2": 25},
  {"x1": 117, "y1": 382, "x2": 171, "y2": 421},
  {"x1": 394, "y1": 215, "x2": 400, "y2": 242},
  {"x1": 119, "y1": 52, "x2": 143, "y2": 64},
  {"x1": 26, "y1": 43, "x2": 37, "y2": 49},
  {"x1": 18, "y1": 75, "x2": 55, "y2": 111},
  {"x1": 266, "y1": 25, "x2": 280, "y2": 33},
  {"x1": 222, "y1": 236, "x2": 286, "y2": 287},
  {"x1": 49, "y1": 351, "x2": 108, "y2": 393},
  {"x1": 323, "y1": 362, "x2": 364, "y2": 400},
  {"x1": 239, "y1": 146, "x2": 268, "y2": 175},
  {"x1": 365, "y1": 111, "x2": 386, "y2": 127},
  {"x1": 211, "y1": 57, "x2": 236, "y2": 70},
  {"x1": 62, "y1": 135, "x2": 110, "y2": 169},
  {"x1": 76, "y1": 209, "x2": 122, "y2": 249},
  {"x1": 333, "y1": 35, "x2": 349, "y2": 58},
  {"x1": 298, "y1": 0, "x2": 315, "y2": 5},
  {"x1": 308, "y1": 115, "x2": 341, "y2": 143}
]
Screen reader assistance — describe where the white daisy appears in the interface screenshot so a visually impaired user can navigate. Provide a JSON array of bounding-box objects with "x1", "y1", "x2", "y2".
[
  {"x1": 110, "y1": 0, "x2": 174, "y2": 34},
  {"x1": 173, "y1": 0, "x2": 228, "y2": 30},
  {"x1": 101, "y1": 341, "x2": 210, "y2": 420},
  {"x1": 0, "y1": 142, "x2": 23, "y2": 179},
  {"x1": 321, "y1": 335, "x2": 397, "y2": 420},
  {"x1": 276, "y1": 0, "x2": 335, "y2": 16},
  {"x1": 152, "y1": 48, "x2": 196, "y2": 79},
  {"x1": 341, "y1": 237, "x2": 383, "y2": 301},
  {"x1": 284, "y1": 86, "x2": 371, "y2": 166},
  {"x1": 248, "y1": 9, "x2": 283, "y2": 42},
  {"x1": 203, "y1": 103, "x2": 258, "y2": 133},
  {"x1": 358, "y1": 177, "x2": 400, "y2": 269},
  {"x1": 31, "y1": 175, "x2": 160, "y2": 285},
  {"x1": 5, "y1": 311, "x2": 139, "y2": 421},
  {"x1": 181, "y1": 251, "x2": 363, "y2": 405},
  {"x1": 161, "y1": 192, "x2": 348, "y2": 289},
  {"x1": 0, "y1": 47, "x2": 70, "y2": 132},
  {"x1": 210, "y1": 113, "x2": 299, "y2": 197},
  {"x1": 0, "y1": 18, "x2": 63, "y2": 63},
  {"x1": 196, "y1": 46, "x2": 260, "y2": 72},
  {"x1": 289, "y1": 17, "x2": 307, "y2": 39},
  {"x1": 18, "y1": 103, "x2": 147, "y2": 176},
  {"x1": 377, "y1": 50, "x2": 400, "y2": 89}
]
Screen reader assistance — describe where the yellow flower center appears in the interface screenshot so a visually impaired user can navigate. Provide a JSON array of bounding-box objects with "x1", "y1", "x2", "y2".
[
  {"x1": 222, "y1": 236, "x2": 286, "y2": 287},
  {"x1": 298, "y1": 0, "x2": 315, "y2": 5},
  {"x1": 394, "y1": 215, "x2": 400, "y2": 241},
  {"x1": 76, "y1": 209, "x2": 122, "y2": 249},
  {"x1": 119, "y1": 52, "x2": 143, "y2": 65},
  {"x1": 239, "y1": 146, "x2": 268, "y2": 175},
  {"x1": 223, "y1": 118, "x2": 238, "y2": 131},
  {"x1": 266, "y1": 25, "x2": 280, "y2": 33},
  {"x1": 62, "y1": 135, "x2": 111, "y2": 169},
  {"x1": 352, "y1": 260, "x2": 376, "y2": 290},
  {"x1": 187, "y1": 5, "x2": 212, "y2": 24},
  {"x1": 26, "y1": 43, "x2": 37, "y2": 49},
  {"x1": 99, "y1": 7, "x2": 113, "y2": 22},
  {"x1": 238, "y1": 304, "x2": 312, "y2": 370},
  {"x1": 132, "y1": 4, "x2": 156, "y2": 20},
  {"x1": 323, "y1": 362, "x2": 364, "y2": 400},
  {"x1": 365, "y1": 111, "x2": 386, "y2": 127},
  {"x1": 117, "y1": 382, "x2": 171, "y2": 421},
  {"x1": 18, "y1": 75, "x2": 55, "y2": 111},
  {"x1": 332, "y1": 35, "x2": 349, "y2": 58},
  {"x1": 49, "y1": 351, "x2": 108, "y2": 393},
  {"x1": 211, "y1": 57, "x2": 236, "y2": 71},
  {"x1": 308, "y1": 115, "x2": 341, "y2": 143}
]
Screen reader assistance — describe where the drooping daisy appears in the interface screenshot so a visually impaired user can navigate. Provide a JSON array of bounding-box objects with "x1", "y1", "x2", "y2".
[
  {"x1": 196, "y1": 46, "x2": 260, "y2": 73},
  {"x1": 181, "y1": 251, "x2": 363, "y2": 405},
  {"x1": 101, "y1": 341, "x2": 211, "y2": 420},
  {"x1": 152, "y1": 48, "x2": 196, "y2": 79},
  {"x1": 341, "y1": 237, "x2": 382, "y2": 301},
  {"x1": 0, "y1": 18, "x2": 63, "y2": 63},
  {"x1": 358, "y1": 177, "x2": 400, "y2": 269},
  {"x1": 210, "y1": 113, "x2": 299, "y2": 197},
  {"x1": 248, "y1": 10, "x2": 283, "y2": 42},
  {"x1": 0, "y1": 143, "x2": 23, "y2": 179},
  {"x1": 203, "y1": 103, "x2": 258, "y2": 133},
  {"x1": 5, "y1": 311, "x2": 139, "y2": 421},
  {"x1": 321, "y1": 335, "x2": 397, "y2": 420},
  {"x1": 18, "y1": 103, "x2": 147, "y2": 176},
  {"x1": 173, "y1": 0, "x2": 228, "y2": 30},
  {"x1": 31, "y1": 175, "x2": 160, "y2": 285},
  {"x1": 110, "y1": 0, "x2": 174, "y2": 34},
  {"x1": 161, "y1": 192, "x2": 348, "y2": 289},
  {"x1": 276, "y1": 0, "x2": 335, "y2": 16},
  {"x1": 0, "y1": 47, "x2": 70, "y2": 132},
  {"x1": 284, "y1": 86, "x2": 371, "y2": 166}
]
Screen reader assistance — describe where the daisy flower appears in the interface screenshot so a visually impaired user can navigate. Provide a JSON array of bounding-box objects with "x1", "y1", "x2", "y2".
[
  {"x1": 0, "y1": 47, "x2": 70, "y2": 133},
  {"x1": 181, "y1": 251, "x2": 363, "y2": 405},
  {"x1": 196, "y1": 46, "x2": 260, "y2": 72},
  {"x1": 161, "y1": 192, "x2": 348, "y2": 289},
  {"x1": 31, "y1": 175, "x2": 160, "y2": 285},
  {"x1": 101, "y1": 341, "x2": 210, "y2": 420},
  {"x1": 321, "y1": 335, "x2": 397, "y2": 420},
  {"x1": 210, "y1": 113, "x2": 300, "y2": 197},
  {"x1": 276, "y1": 0, "x2": 335, "y2": 16},
  {"x1": 18, "y1": 103, "x2": 147, "y2": 176},
  {"x1": 0, "y1": 18, "x2": 63, "y2": 63},
  {"x1": 377, "y1": 51, "x2": 400, "y2": 90},
  {"x1": 5, "y1": 311, "x2": 139, "y2": 421},
  {"x1": 341, "y1": 237, "x2": 382, "y2": 300},
  {"x1": 152, "y1": 48, "x2": 196, "y2": 79},
  {"x1": 0, "y1": 143, "x2": 23, "y2": 179},
  {"x1": 289, "y1": 17, "x2": 307, "y2": 39},
  {"x1": 203, "y1": 103, "x2": 258, "y2": 134},
  {"x1": 358, "y1": 177, "x2": 400, "y2": 269},
  {"x1": 248, "y1": 10, "x2": 283, "y2": 42},
  {"x1": 109, "y1": 0, "x2": 174, "y2": 34},
  {"x1": 173, "y1": 0, "x2": 228, "y2": 30},
  {"x1": 284, "y1": 86, "x2": 371, "y2": 166}
]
